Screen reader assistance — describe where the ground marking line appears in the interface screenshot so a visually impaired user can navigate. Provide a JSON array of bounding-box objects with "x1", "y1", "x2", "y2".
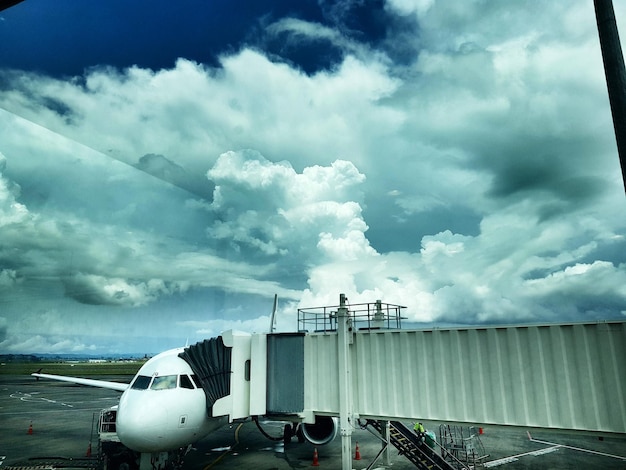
[
  {"x1": 0, "y1": 408, "x2": 113, "y2": 416},
  {"x1": 483, "y1": 445, "x2": 561, "y2": 468},
  {"x1": 527, "y1": 431, "x2": 626, "y2": 461}
]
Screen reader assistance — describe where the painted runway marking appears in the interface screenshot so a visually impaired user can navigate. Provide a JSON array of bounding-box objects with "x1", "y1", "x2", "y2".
[
  {"x1": 9, "y1": 391, "x2": 73, "y2": 407},
  {"x1": 484, "y1": 442, "x2": 562, "y2": 467},
  {"x1": 484, "y1": 456, "x2": 518, "y2": 467},
  {"x1": 529, "y1": 445, "x2": 560, "y2": 456},
  {"x1": 0, "y1": 408, "x2": 109, "y2": 416},
  {"x1": 527, "y1": 431, "x2": 626, "y2": 461},
  {"x1": 487, "y1": 431, "x2": 626, "y2": 467}
]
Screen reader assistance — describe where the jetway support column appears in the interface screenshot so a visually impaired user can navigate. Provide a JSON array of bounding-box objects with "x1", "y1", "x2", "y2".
[
  {"x1": 381, "y1": 420, "x2": 391, "y2": 466},
  {"x1": 337, "y1": 293, "x2": 353, "y2": 470}
]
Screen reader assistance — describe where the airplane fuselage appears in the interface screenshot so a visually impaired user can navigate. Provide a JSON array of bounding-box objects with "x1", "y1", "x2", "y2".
[{"x1": 116, "y1": 348, "x2": 227, "y2": 452}]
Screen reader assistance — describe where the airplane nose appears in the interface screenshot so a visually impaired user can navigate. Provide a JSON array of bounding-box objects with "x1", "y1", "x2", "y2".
[{"x1": 116, "y1": 391, "x2": 169, "y2": 452}]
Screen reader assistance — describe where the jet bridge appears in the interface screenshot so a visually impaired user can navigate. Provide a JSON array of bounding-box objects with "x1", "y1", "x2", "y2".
[
  {"x1": 302, "y1": 319, "x2": 626, "y2": 433},
  {"x1": 182, "y1": 295, "x2": 626, "y2": 469}
]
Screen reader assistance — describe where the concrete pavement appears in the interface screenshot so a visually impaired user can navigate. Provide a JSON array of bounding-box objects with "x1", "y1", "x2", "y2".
[{"x1": 1, "y1": 375, "x2": 624, "y2": 469}]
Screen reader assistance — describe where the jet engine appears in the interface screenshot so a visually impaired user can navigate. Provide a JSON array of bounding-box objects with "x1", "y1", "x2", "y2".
[{"x1": 300, "y1": 416, "x2": 338, "y2": 445}]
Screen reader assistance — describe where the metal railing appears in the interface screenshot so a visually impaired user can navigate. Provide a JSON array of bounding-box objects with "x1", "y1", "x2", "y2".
[
  {"x1": 98, "y1": 408, "x2": 117, "y2": 434},
  {"x1": 297, "y1": 300, "x2": 407, "y2": 333},
  {"x1": 439, "y1": 424, "x2": 489, "y2": 468}
]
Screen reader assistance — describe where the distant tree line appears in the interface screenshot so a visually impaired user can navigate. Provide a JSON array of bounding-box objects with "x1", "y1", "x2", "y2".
[{"x1": 0, "y1": 354, "x2": 42, "y2": 363}]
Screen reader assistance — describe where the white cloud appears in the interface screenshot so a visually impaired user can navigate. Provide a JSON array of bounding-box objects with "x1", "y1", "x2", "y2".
[
  {"x1": 0, "y1": 153, "x2": 30, "y2": 228},
  {"x1": 207, "y1": 149, "x2": 375, "y2": 263},
  {"x1": 0, "y1": 50, "x2": 402, "y2": 178},
  {"x1": 525, "y1": 261, "x2": 626, "y2": 298},
  {"x1": 386, "y1": 0, "x2": 434, "y2": 16},
  {"x1": 299, "y1": 200, "x2": 626, "y2": 325},
  {"x1": 265, "y1": 18, "x2": 355, "y2": 53},
  {"x1": 179, "y1": 316, "x2": 273, "y2": 339}
]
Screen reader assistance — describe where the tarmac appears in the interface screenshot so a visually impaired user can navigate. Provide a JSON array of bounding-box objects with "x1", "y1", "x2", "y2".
[{"x1": 1, "y1": 374, "x2": 625, "y2": 469}]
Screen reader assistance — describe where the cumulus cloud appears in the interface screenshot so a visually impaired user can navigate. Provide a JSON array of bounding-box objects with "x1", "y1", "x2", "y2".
[
  {"x1": 300, "y1": 202, "x2": 626, "y2": 325},
  {"x1": 207, "y1": 149, "x2": 376, "y2": 263}
]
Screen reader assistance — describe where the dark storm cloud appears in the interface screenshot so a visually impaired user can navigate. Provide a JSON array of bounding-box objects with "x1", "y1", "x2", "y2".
[
  {"x1": 62, "y1": 273, "x2": 187, "y2": 307},
  {"x1": 63, "y1": 274, "x2": 129, "y2": 306},
  {"x1": 482, "y1": 135, "x2": 610, "y2": 213}
]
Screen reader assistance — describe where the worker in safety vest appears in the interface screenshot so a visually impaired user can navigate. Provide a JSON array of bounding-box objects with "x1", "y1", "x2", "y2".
[{"x1": 413, "y1": 422, "x2": 426, "y2": 445}]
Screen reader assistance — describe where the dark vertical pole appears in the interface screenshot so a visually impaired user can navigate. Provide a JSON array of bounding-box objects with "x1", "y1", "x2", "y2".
[{"x1": 594, "y1": 0, "x2": 626, "y2": 193}]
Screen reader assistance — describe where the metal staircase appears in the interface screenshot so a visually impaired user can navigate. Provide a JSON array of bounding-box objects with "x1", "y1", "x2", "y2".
[{"x1": 366, "y1": 420, "x2": 470, "y2": 470}]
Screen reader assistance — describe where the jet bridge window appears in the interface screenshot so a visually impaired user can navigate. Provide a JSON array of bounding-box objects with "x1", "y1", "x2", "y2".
[
  {"x1": 131, "y1": 375, "x2": 152, "y2": 390},
  {"x1": 151, "y1": 375, "x2": 177, "y2": 390}
]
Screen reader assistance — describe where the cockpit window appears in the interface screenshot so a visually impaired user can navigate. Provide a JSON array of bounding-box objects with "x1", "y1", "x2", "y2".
[
  {"x1": 131, "y1": 375, "x2": 152, "y2": 390},
  {"x1": 191, "y1": 374, "x2": 202, "y2": 389},
  {"x1": 179, "y1": 374, "x2": 195, "y2": 389},
  {"x1": 151, "y1": 375, "x2": 177, "y2": 390}
]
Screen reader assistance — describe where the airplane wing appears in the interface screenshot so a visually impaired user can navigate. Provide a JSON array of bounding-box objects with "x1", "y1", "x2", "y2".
[{"x1": 32, "y1": 372, "x2": 129, "y2": 392}]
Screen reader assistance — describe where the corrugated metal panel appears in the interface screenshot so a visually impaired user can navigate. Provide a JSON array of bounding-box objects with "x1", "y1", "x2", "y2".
[
  {"x1": 266, "y1": 333, "x2": 305, "y2": 413},
  {"x1": 249, "y1": 333, "x2": 267, "y2": 416},
  {"x1": 303, "y1": 321, "x2": 626, "y2": 433},
  {"x1": 304, "y1": 333, "x2": 339, "y2": 413}
]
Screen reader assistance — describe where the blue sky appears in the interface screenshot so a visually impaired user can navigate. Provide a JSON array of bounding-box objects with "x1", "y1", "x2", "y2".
[{"x1": 1, "y1": 0, "x2": 625, "y2": 355}]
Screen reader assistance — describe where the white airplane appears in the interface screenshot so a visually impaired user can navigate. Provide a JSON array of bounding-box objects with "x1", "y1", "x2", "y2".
[
  {"x1": 35, "y1": 347, "x2": 226, "y2": 454},
  {"x1": 31, "y1": 324, "x2": 337, "y2": 469}
]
